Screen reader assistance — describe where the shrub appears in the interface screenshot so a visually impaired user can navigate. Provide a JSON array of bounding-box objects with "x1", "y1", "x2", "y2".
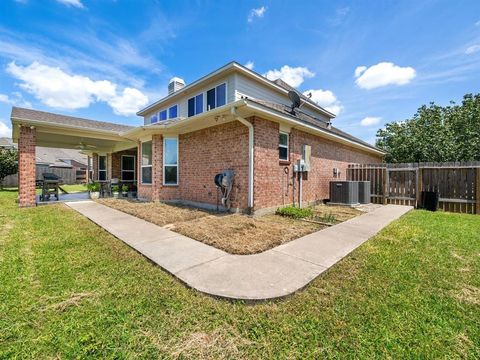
[
  {"x1": 121, "y1": 184, "x2": 129, "y2": 192},
  {"x1": 87, "y1": 182, "x2": 100, "y2": 192},
  {"x1": 111, "y1": 185, "x2": 119, "y2": 193},
  {"x1": 276, "y1": 206, "x2": 313, "y2": 219}
]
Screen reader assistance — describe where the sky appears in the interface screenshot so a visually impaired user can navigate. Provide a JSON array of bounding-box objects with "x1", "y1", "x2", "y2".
[{"x1": 0, "y1": 0, "x2": 479, "y2": 144}]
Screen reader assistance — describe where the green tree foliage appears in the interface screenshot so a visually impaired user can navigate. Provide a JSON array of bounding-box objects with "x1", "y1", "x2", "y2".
[
  {"x1": 376, "y1": 93, "x2": 480, "y2": 163},
  {"x1": 0, "y1": 148, "x2": 18, "y2": 188}
]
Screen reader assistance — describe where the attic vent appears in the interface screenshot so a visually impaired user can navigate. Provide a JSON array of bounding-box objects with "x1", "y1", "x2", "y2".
[{"x1": 168, "y1": 77, "x2": 185, "y2": 95}]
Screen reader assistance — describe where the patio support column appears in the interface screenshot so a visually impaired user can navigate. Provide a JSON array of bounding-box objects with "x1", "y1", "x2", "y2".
[
  {"x1": 107, "y1": 153, "x2": 112, "y2": 180},
  {"x1": 18, "y1": 125, "x2": 36, "y2": 207},
  {"x1": 151, "y1": 134, "x2": 163, "y2": 202}
]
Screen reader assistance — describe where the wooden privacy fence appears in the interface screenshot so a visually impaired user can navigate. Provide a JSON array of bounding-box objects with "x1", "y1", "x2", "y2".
[{"x1": 347, "y1": 162, "x2": 480, "y2": 214}]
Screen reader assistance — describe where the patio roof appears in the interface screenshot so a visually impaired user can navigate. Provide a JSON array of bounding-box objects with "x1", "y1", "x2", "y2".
[{"x1": 11, "y1": 107, "x2": 137, "y2": 153}]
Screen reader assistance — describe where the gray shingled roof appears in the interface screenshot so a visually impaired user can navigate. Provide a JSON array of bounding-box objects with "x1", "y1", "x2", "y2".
[
  {"x1": 11, "y1": 107, "x2": 134, "y2": 133},
  {"x1": 247, "y1": 98, "x2": 381, "y2": 152}
]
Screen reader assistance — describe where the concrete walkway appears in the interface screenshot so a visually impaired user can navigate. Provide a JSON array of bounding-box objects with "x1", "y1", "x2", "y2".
[{"x1": 66, "y1": 201, "x2": 412, "y2": 300}]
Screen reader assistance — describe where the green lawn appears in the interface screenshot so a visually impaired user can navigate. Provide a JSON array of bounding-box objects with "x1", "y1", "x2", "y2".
[{"x1": 0, "y1": 190, "x2": 479, "y2": 359}]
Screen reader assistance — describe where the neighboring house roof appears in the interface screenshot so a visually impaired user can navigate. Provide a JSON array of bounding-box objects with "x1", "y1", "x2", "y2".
[
  {"x1": 0, "y1": 137, "x2": 15, "y2": 148},
  {"x1": 11, "y1": 107, "x2": 134, "y2": 133},
  {"x1": 36, "y1": 147, "x2": 87, "y2": 167}
]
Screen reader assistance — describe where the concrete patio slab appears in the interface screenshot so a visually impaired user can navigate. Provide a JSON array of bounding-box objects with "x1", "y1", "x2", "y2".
[{"x1": 66, "y1": 201, "x2": 412, "y2": 301}]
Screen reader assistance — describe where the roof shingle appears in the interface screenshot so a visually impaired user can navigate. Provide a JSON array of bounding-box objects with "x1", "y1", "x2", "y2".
[{"x1": 11, "y1": 107, "x2": 134, "y2": 133}]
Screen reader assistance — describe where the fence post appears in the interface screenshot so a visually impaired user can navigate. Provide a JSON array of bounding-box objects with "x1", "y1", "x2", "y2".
[
  {"x1": 383, "y1": 167, "x2": 388, "y2": 205},
  {"x1": 416, "y1": 167, "x2": 422, "y2": 208},
  {"x1": 476, "y1": 167, "x2": 480, "y2": 215}
]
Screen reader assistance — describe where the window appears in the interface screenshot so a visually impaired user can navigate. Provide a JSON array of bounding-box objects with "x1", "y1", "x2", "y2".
[
  {"x1": 206, "y1": 83, "x2": 226, "y2": 111},
  {"x1": 150, "y1": 114, "x2": 158, "y2": 124},
  {"x1": 159, "y1": 109, "x2": 167, "y2": 121},
  {"x1": 188, "y1": 93, "x2": 203, "y2": 117},
  {"x1": 163, "y1": 137, "x2": 178, "y2": 185},
  {"x1": 98, "y1": 155, "x2": 107, "y2": 181},
  {"x1": 279, "y1": 132, "x2": 289, "y2": 161},
  {"x1": 121, "y1": 155, "x2": 135, "y2": 181},
  {"x1": 141, "y1": 141, "x2": 152, "y2": 184},
  {"x1": 168, "y1": 104, "x2": 178, "y2": 118}
]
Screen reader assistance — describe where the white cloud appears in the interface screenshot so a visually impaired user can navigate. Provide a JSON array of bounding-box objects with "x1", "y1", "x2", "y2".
[
  {"x1": 6, "y1": 61, "x2": 148, "y2": 116},
  {"x1": 248, "y1": 6, "x2": 267, "y2": 23},
  {"x1": 0, "y1": 92, "x2": 32, "y2": 108},
  {"x1": 107, "y1": 88, "x2": 149, "y2": 116},
  {"x1": 264, "y1": 65, "x2": 315, "y2": 87},
  {"x1": 354, "y1": 62, "x2": 416, "y2": 89},
  {"x1": 245, "y1": 61, "x2": 254, "y2": 70},
  {"x1": 0, "y1": 120, "x2": 11, "y2": 138},
  {"x1": 465, "y1": 44, "x2": 480, "y2": 55},
  {"x1": 56, "y1": 0, "x2": 84, "y2": 8},
  {"x1": 360, "y1": 116, "x2": 381, "y2": 126},
  {"x1": 354, "y1": 66, "x2": 367, "y2": 77},
  {"x1": 303, "y1": 89, "x2": 343, "y2": 115}
]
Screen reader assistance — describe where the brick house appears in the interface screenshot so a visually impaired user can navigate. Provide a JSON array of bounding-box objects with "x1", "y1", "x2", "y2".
[{"x1": 11, "y1": 61, "x2": 384, "y2": 210}]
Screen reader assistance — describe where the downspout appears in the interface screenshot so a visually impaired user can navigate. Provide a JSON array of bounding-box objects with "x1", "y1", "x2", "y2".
[{"x1": 231, "y1": 107, "x2": 254, "y2": 212}]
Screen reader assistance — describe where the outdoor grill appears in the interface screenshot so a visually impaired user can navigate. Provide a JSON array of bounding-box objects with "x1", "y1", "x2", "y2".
[{"x1": 39, "y1": 173, "x2": 61, "y2": 201}]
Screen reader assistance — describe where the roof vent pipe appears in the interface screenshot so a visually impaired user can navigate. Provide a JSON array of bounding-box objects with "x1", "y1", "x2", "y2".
[{"x1": 168, "y1": 77, "x2": 185, "y2": 95}]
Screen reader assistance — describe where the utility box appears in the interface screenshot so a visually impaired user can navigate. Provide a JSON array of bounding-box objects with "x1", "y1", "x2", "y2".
[
  {"x1": 302, "y1": 145, "x2": 311, "y2": 171},
  {"x1": 358, "y1": 181, "x2": 371, "y2": 204},
  {"x1": 329, "y1": 181, "x2": 359, "y2": 205}
]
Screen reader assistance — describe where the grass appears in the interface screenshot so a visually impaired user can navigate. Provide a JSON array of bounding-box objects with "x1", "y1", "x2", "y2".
[
  {"x1": 96, "y1": 199, "x2": 361, "y2": 254},
  {"x1": 3, "y1": 183, "x2": 88, "y2": 195},
  {"x1": 1, "y1": 190, "x2": 479, "y2": 358}
]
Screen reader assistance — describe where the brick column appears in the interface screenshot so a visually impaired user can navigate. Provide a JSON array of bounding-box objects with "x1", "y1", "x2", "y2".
[
  {"x1": 152, "y1": 134, "x2": 163, "y2": 201},
  {"x1": 18, "y1": 125, "x2": 36, "y2": 207},
  {"x1": 92, "y1": 153, "x2": 99, "y2": 181},
  {"x1": 107, "y1": 153, "x2": 112, "y2": 180}
]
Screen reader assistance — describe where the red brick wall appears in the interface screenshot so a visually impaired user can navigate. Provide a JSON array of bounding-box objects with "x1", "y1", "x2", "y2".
[
  {"x1": 137, "y1": 121, "x2": 249, "y2": 209},
  {"x1": 111, "y1": 148, "x2": 137, "y2": 181},
  {"x1": 18, "y1": 126, "x2": 36, "y2": 207},
  {"x1": 251, "y1": 117, "x2": 382, "y2": 210}
]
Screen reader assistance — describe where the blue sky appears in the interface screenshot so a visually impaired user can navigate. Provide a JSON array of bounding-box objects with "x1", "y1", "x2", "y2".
[{"x1": 0, "y1": 0, "x2": 479, "y2": 144}]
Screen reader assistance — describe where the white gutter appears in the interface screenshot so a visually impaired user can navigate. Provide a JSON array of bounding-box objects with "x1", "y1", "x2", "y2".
[{"x1": 231, "y1": 106, "x2": 254, "y2": 211}]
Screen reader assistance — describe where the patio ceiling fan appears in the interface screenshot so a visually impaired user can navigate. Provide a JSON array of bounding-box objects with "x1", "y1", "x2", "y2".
[{"x1": 75, "y1": 141, "x2": 97, "y2": 150}]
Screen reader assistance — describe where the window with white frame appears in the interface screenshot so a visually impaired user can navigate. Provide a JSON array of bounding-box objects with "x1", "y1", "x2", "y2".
[
  {"x1": 168, "y1": 104, "x2": 178, "y2": 118},
  {"x1": 163, "y1": 137, "x2": 178, "y2": 185},
  {"x1": 206, "y1": 83, "x2": 226, "y2": 111},
  {"x1": 159, "y1": 109, "x2": 167, "y2": 121},
  {"x1": 98, "y1": 155, "x2": 107, "y2": 180},
  {"x1": 121, "y1": 155, "x2": 135, "y2": 181},
  {"x1": 187, "y1": 93, "x2": 204, "y2": 117},
  {"x1": 141, "y1": 141, "x2": 152, "y2": 184},
  {"x1": 279, "y1": 132, "x2": 289, "y2": 161}
]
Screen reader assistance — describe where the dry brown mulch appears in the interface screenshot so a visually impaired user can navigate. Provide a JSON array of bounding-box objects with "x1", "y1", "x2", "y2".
[{"x1": 96, "y1": 199, "x2": 363, "y2": 255}]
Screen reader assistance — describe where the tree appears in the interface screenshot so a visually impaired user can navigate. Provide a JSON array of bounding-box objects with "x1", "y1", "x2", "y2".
[
  {"x1": 376, "y1": 93, "x2": 480, "y2": 163},
  {"x1": 0, "y1": 148, "x2": 18, "y2": 189}
]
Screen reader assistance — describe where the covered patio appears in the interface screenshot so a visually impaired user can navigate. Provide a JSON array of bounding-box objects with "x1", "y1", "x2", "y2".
[{"x1": 11, "y1": 107, "x2": 139, "y2": 207}]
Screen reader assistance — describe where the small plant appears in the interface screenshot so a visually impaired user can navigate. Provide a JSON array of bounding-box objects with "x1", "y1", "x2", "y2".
[
  {"x1": 276, "y1": 206, "x2": 313, "y2": 219},
  {"x1": 121, "y1": 184, "x2": 129, "y2": 193},
  {"x1": 313, "y1": 212, "x2": 337, "y2": 224},
  {"x1": 87, "y1": 182, "x2": 100, "y2": 192},
  {"x1": 111, "y1": 185, "x2": 119, "y2": 193}
]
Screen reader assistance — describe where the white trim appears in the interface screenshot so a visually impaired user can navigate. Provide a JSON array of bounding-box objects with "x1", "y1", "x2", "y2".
[
  {"x1": 163, "y1": 136, "x2": 179, "y2": 186},
  {"x1": 140, "y1": 141, "x2": 153, "y2": 185},
  {"x1": 279, "y1": 131, "x2": 289, "y2": 161},
  {"x1": 121, "y1": 155, "x2": 136, "y2": 182}
]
